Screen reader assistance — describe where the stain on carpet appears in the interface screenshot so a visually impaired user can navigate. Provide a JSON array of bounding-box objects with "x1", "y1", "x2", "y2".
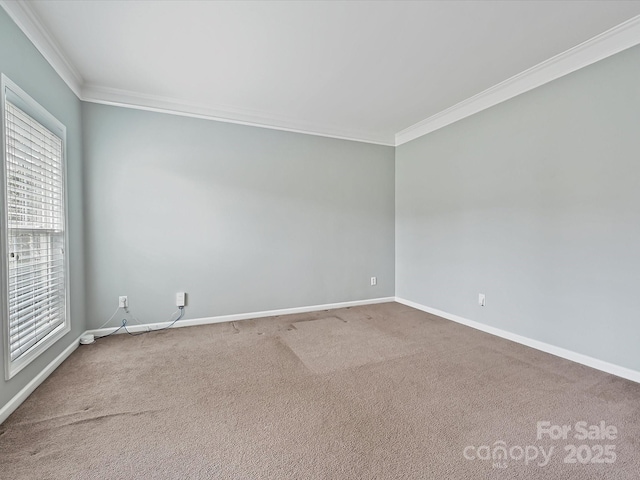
[{"x1": 280, "y1": 316, "x2": 414, "y2": 374}]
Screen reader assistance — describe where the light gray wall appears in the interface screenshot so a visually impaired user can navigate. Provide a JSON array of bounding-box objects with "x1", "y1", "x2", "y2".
[
  {"x1": 0, "y1": 8, "x2": 85, "y2": 406},
  {"x1": 82, "y1": 103, "x2": 395, "y2": 328},
  {"x1": 396, "y1": 45, "x2": 640, "y2": 371}
]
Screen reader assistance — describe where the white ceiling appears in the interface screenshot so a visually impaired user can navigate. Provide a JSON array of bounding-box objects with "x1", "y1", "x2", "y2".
[{"x1": 8, "y1": 0, "x2": 640, "y2": 145}]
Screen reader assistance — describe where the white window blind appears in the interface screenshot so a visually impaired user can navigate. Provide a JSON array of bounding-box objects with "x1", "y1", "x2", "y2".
[{"x1": 3, "y1": 98, "x2": 67, "y2": 366}]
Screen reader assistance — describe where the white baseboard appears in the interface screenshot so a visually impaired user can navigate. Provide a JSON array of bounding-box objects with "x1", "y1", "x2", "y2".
[
  {"x1": 86, "y1": 297, "x2": 396, "y2": 337},
  {"x1": 1, "y1": 297, "x2": 394, "y2": 425},
  {"x1": 0, "y1": 335, "x2": 80, "y2": 425},
  {"x1": 395, "y1": 297, "x2": 640, "y2": 384},
  {"x1": 13, "y1": 295, "x2": 633, "y2": 427}
]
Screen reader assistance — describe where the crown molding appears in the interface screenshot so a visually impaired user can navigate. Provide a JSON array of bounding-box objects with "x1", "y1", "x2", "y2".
[
  {"x1": 1, "y1": 1, "x2": 393, "y2": 146},
  {"x1": 3, "y1": 0, "x2": 638, "y2": 148},
  {"x1": 396, "y1": 15, "x2": 640, "y2": 146},
  {"x1": 81, "y1": 84, "x2": 395, "y2": 146},
  {"x1": 0, "y1": 0, "x2": 83, "y2": 97}
]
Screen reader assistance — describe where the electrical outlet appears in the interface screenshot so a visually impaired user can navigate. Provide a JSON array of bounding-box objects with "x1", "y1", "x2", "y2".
[
  {"x1": 119, "y1": 296, "x2": 128, "y2": 308},
  {"x1": 370, "y1": 276, "x2": 377, "y2": 286},
  {"x1": 176, "y1": 292, "x2": 186, "y2": 307},
  {"x1": 478, "y1": 293, "x2": 485, "y2": 307}
]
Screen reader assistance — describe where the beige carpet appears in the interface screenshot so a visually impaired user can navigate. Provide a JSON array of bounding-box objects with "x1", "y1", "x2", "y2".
[{"x1": 1, "y1": 302, "x2": 639, "y2": 479}]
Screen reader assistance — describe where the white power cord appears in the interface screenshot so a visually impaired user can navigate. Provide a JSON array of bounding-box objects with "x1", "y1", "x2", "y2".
[
  {"x1": 97, "y1": 305, "x2": 122, "y2": 330},
  {"x1": 96, "y1": 306, "x2": 185, "y2": 339}
]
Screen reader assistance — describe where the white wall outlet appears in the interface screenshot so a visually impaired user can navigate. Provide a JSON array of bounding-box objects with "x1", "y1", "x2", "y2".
[
  {"x1": 176, "y1": 292, "x2": 186, "y2": 307},
  {"x1": 119, "y1": 296, "x2": 128, "y2": 308},
  {"x1": 478, "y1": 293, "x2": 486, "y2": 307},
  {"x1": 370, "y1": 276, "x2": 377, "y2": 286}
]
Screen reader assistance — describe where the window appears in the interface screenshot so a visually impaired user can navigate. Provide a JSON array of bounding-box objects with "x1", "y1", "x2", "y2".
[{"x1": 1, "y1": 75, "x2": 70, "y2": 380}]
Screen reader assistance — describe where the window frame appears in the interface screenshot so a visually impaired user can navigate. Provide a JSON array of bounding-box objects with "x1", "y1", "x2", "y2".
[{"x1": 0, "y1": 74, "x2": 71, "y2": 380}]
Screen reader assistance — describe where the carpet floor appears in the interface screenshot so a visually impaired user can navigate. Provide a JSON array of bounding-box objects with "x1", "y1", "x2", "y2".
[{"x1": 1, "y1": 302, "x2": 639, "y2": 479}]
